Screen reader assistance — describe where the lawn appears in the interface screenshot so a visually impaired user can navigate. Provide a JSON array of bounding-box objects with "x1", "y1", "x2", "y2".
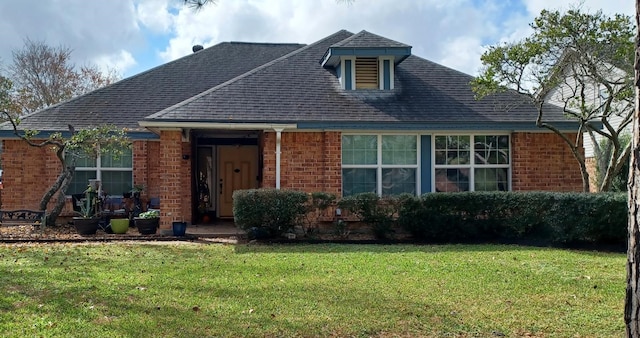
[{"x1": 0, "y1": 242, "x2": 625, "y2": 337}]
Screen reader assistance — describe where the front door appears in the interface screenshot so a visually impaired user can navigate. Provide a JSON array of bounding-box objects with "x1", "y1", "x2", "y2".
[{"x1": 217, "y1": 145, "x2": 258, "y2": 218}]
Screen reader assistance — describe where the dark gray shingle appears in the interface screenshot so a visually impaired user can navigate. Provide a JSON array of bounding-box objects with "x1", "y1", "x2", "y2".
[
  {"x1": 147, "y1": 30, "x2": 566, "y2": 125},
  {"x1": 8, "y1": 41, "x2": 305, "y2": 131}
]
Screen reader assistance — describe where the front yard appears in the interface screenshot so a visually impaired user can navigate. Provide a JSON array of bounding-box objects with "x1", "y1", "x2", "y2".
[{"x1": 0, "y1": 242, "x2": 625, "y2": 337}]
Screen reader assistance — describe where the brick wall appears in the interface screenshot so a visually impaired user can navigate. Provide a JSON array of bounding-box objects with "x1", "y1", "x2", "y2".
[
  {"x1": 1, "y1": 130, "x2": 583, "y2": 224},
  {"x1": 1, "y1": 140, "x2": 59, "y2": 210},
  {"x1": 261, "y1": 131, "x2": 341, "y2": 195},
  {"x1": 512, "y1": 132, "x2": 583, "y2": 191},
  {"x1": 1, "y1": 139, "x2": 168, "y2": 217},
  {"x1": 158, "y1": 130, "x2": 192, "y2": 229}
]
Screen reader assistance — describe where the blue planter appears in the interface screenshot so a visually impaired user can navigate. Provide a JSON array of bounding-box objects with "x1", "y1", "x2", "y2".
[{"x1": 172, "y1": 221, "x2": 187, "y2": 236}]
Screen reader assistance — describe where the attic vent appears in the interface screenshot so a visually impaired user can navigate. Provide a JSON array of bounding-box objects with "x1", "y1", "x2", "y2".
[
  {"x1": 192, "y1": 45, "x2": 204, "y2": 53},
  {"x1": 355, "y1": 57, "x2": 379, "y2": 89}
]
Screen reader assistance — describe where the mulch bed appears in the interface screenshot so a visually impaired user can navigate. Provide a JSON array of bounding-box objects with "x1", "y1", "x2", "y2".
[{"x1": 0, "y1": 224, "x2": 196, "y2": 243}]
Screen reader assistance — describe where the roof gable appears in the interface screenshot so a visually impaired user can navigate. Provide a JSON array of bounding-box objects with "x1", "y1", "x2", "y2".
[{"x1": 321, "y1": 30, "x2": 412, "y2": 67}]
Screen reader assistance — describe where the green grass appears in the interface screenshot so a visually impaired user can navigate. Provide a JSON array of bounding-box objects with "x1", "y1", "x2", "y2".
[{"x1": 0, "y1": 242, "x2": 625, "y2": 337}]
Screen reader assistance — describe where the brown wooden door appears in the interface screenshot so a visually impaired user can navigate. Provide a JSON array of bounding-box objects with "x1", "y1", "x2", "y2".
[{"x1": 217, "y1": 145, "x2": 258, "y2": 218}]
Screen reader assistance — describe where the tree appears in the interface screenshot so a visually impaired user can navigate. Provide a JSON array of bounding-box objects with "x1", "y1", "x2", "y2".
[
  {"x1": 6, "y1": 38, "x2": 118, "y2": 115},
  {"x1": 472, "y1": 8, "x2": 635, "y2": 192},
  {"x1": 626, "y1": 2, "x2": 640, "y2": 335},
  {"x1": 0, "y1": 75, "x2": 129, "y2": 225}
]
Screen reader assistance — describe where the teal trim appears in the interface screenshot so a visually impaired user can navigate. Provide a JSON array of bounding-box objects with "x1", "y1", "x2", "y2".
[
  {"x1": 420, "y1": 135, "x2": 432, "y2": 193},
  {"x1": 344, "y1": 60, "x2": 353, "y2": 90},
  {"x1": 297, "y1": 121, "x2": 581, "y2": 132},
  {"x1": 0, "y1": 130, "x2": 158, "y2": 140},
  {"x1": 383, "y1": 60, "x2": 391, "y2": 90},
  {"x1": 322, "y1": 47, "x2": 412, "y2": 67}
]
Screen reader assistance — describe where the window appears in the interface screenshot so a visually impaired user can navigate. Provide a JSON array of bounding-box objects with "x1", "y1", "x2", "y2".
[
  {"x1": 342, "y1": 135, "x2": 418, "y2": 196},
  {"x1": 67, "y1": 148, "x2": 133, "y2": 196},
  {"x1": 434, "y1": 135, "x2": 510, "y2": 192}
]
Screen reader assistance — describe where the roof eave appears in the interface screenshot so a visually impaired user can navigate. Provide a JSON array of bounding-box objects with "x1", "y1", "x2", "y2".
[
  {"x1": 138, "y1": 120, "x2": 298, "y2": 131},
  {"x1": 321, "y1": 46, "x2": 412, "y2": 68}
]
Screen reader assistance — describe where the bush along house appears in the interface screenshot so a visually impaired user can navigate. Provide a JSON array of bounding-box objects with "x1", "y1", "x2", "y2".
[{"x1": 0, "y1": 30, "x2": 583, "y2": 231}]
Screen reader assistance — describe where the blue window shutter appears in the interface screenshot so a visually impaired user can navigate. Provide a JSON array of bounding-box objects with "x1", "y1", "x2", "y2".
[
  {"x1": 383, "y1": 59, "x2": 391, "y2": 90},
  {"x1": 421, "y1": 135, "x2": 432, "y2": 193},
  {"x1": 345, "y1": 60, "x2": 352, "y2": 90}
]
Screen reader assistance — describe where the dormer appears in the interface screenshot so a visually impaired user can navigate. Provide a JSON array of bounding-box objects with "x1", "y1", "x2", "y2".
[{"x1": 321, "y1": 30, "x2": 412, "y2": 90}]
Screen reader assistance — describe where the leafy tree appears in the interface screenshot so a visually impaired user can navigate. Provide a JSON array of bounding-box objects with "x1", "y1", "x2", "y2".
[
  {"x1": 5, "y1": 38, "x2": 118, "y2": 115},
  {"x1": 0, "y1": 75, "x2": 129, "y2": 225},
  {"x1": 472, "y1": 8, "x2": 634, "y2": 192}
]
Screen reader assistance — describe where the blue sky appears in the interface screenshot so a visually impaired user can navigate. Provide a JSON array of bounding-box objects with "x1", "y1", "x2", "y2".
[{"x1": 0, "y1": 0, "x2": 634, "y2": 79}]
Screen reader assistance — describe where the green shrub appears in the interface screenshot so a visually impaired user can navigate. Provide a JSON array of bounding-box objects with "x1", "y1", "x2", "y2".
[
  {"x1": 233, "y1": 189, "x2": 309, "y2": 238},
  {"x1": 338, "y1": 193, "x2": 398, "y2": 239},
  {"x1": 397, "y1": 192, "x2": 627, "y2": 247},
  {"x1": 303, "y1": 192, "x2": 337, "y2": 237}
]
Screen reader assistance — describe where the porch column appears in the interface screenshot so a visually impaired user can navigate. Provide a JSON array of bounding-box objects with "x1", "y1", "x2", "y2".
[
  {"x1": 274, "y1": 127, "x2": 284, "y2": 189},
  {"x1": 159, "y1": 129, "x2": 183, "y2": 231}
]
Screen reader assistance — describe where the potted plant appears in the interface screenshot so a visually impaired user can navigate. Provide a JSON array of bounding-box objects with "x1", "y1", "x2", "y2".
[
  {"x1": 110, "y1": 217, "x2": 129, "y2": 234},
  {"x1": 73, "y1": 185, "x2": 100, "y2": 235},
  {"x1": 134, "y1": 209, "x2": 159, "y2": 235}
]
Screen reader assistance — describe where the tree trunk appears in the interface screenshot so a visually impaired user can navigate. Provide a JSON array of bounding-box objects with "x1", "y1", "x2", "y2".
[
  {"x1": 625, "y1": 1, "x2": 640, "y2": 335},
  {"x1": 46, "y1": 168, "x2": 74, "y2": 226}
]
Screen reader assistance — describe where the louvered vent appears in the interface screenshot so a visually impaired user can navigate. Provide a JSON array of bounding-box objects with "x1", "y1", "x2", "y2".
[{"x1": 355, "y1": 58, "x2": 379, "y2": 89}]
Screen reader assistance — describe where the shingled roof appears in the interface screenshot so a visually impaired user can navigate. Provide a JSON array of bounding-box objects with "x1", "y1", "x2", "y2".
[
  {"x1": 6, "y1": 41, "x2": 304, "y2": 132},
  {"x1": 330, "y1": 30, "x2": 410, "y2": 48},
  {"x1": 144, "y1": 30, "x2": 568, "y2": 129},
  {"x1": 7, "y1": 29, "x2": 570, "y2": 134}
]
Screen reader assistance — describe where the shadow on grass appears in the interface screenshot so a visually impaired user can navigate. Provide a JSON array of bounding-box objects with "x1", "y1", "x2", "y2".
[{"x1": 231, "y1": 239, "x2": 625, "y2": 255}]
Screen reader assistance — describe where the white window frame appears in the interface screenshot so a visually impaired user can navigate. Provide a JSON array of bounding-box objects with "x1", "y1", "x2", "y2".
[
  {"x1": 378, "y1": 56, "x2": 395, "y2": 90},
  {"x1": 342, "y1": 133, "x2": 421, "y2": 196},
  {"x1": 432, "y1": 134, "x2": 511, "y2": 192},
  {"x1": 70, "y1": 148, "x2": 133, "y2": 197}
]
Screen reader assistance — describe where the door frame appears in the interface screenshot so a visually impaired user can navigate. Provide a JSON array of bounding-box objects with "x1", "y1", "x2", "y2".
[{"x1": 193, "y1": 133, "x2": 260, "y2": 222}]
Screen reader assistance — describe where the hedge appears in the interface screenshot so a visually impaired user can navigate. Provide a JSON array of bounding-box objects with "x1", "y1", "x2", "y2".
[{"x1": 397, "y1": 191, "x2": 627, "y2": 246}]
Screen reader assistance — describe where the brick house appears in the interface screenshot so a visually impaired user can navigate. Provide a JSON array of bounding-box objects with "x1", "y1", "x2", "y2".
[{"x1": 0, "y1": 30, "x2": 582, "y2": 230}]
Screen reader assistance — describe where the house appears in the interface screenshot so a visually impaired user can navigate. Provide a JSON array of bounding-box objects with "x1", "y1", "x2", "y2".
[
  {"x1": 544, "y1": 53, "x2": 633, "y2": 191},
  {"x1": 0, "y1": 30, "x2": 583, "y2": 230}
]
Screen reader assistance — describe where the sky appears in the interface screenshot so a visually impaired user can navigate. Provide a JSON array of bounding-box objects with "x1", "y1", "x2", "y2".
[{"x1": 0, "y1": 0, "x2": 634, "y2": 79}]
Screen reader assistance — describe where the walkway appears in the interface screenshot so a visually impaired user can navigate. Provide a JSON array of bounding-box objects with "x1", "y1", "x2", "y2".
[{"x1": 185, "y1": 223, "x2": 246, "y2": 238}]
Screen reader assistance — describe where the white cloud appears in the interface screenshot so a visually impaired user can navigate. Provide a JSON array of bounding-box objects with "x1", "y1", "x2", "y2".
[
  {"x1": 92, "y1": 50, "x2": 137, "y2": 77},
  {"x1": 440, "y1": 36, "x2": 486, "y2": 75},
  {"x1": 135, "y1": 0, "x2": 174, "y2": 34},
  {"x1": 0, "y1": 0, "x2": 634, "y2": 78}
]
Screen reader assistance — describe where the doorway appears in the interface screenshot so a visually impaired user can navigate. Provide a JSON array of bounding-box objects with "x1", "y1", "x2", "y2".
[{"x1": 217, "y1": 145, "x2": 259, "y2": 218}]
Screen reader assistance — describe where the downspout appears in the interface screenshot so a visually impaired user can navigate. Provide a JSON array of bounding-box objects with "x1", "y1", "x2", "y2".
[{"x1": 274, "y1": 127, "x2": 284, "y2": 189}]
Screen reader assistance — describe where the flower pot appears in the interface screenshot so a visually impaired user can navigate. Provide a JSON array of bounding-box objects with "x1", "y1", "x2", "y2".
[
  {"x1": 110, "y1": 218, "x2": 129, "y2": 234},
  {"x1": 73, "y1": 217, "x2": 100, "y2": 235},
  {"x1": 172, "y1": 221, "x2": 187, "y2": 236},
  {"x1": 134, "y1": 218, "x2": 158, "y2": 235}
]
